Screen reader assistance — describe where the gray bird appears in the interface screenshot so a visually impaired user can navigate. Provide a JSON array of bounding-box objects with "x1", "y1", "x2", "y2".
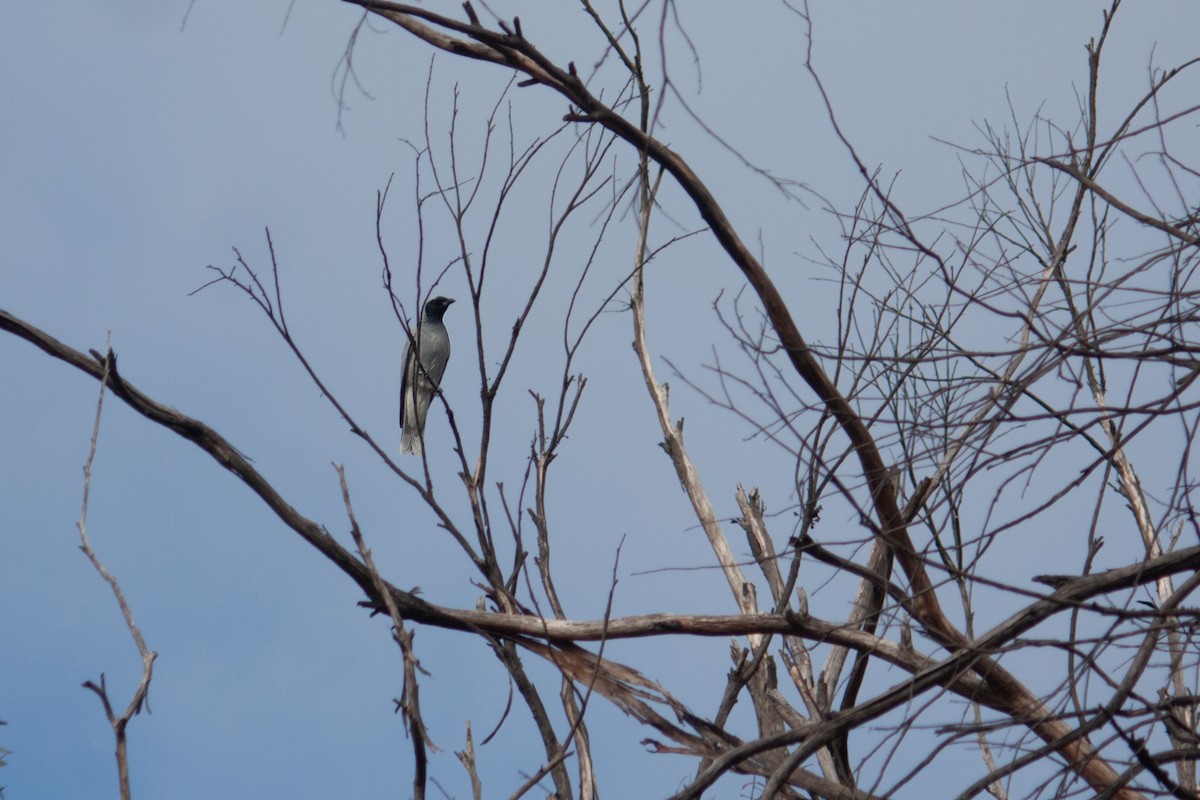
[{"x1": 400, "y1": 296, "x2": 454, "y2": 455}]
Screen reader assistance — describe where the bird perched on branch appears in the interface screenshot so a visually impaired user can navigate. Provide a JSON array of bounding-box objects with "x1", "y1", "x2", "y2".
[{"x1": 400, "y1": 296, "x2": 454, "y2": 455}]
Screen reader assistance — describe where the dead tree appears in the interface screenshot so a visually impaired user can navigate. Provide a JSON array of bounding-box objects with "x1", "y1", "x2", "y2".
[{"x1": 5, "y1": 1, "x2": 1200, "y2": 797}]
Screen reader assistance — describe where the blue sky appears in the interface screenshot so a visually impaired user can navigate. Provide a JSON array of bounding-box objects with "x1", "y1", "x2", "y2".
[{"x1": 4, "y1": 2, "x2": 1200, "y2": 798}]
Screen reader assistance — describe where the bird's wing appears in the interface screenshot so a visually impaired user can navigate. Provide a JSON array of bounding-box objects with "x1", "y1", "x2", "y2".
[
  {"x1": 425, "y1": 324, "x2": 451, "y2": 385},
  {"x1": 399, "y1": 336, "x2": 413, "y2": 428}
]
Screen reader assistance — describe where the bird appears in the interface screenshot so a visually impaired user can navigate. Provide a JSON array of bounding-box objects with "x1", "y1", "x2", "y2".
[{"x1": 400, "y1": 296, "x2": 454, "y2": 456}]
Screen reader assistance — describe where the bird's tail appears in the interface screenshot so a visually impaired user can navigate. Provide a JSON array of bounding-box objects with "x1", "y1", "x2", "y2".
[{"x1": 401, "y1": 427, "x2": 423, "y2": 456}]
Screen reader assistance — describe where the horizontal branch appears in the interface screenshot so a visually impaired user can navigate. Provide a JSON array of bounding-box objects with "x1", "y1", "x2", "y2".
[{"x1": 11, "y1": 306, "x2": 1188, "y2": 647}]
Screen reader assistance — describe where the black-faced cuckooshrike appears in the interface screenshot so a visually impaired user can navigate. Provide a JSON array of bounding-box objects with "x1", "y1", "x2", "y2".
[{"x1": 400, "y1": 296, "x2": 454, "y2": 455}]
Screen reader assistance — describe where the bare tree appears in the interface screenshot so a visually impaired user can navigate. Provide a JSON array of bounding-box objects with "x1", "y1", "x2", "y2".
[{"x1": 6, "y1": 1, "x2": 1200, "y2": 798}]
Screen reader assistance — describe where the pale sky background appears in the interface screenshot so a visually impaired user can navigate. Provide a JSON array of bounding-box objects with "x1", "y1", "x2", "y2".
[{"x1": 3, "y1": 2, "x2": 1199, "y2": 798}]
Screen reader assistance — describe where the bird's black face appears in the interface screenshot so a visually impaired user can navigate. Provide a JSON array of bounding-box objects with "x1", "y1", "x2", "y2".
[{"x1": 425, "y1": 296, "x2": 455, "y2": 319}]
